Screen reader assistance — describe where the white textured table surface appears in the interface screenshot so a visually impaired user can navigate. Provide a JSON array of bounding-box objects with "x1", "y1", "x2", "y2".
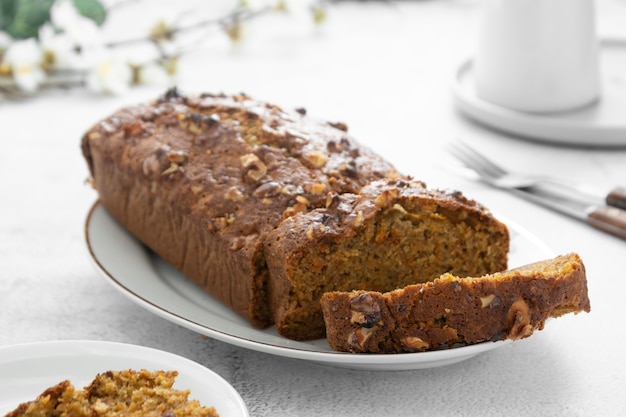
[{"x1": 2, "y1": 1, "x2": 626, "y2": 416}]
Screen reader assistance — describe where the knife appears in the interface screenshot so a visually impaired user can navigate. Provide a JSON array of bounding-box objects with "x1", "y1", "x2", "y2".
[
  {"x1": 607, "y1": 187, "x2": 626, "y2": 210},
  {"x1": 506, "y1": 184, "x2": 626, "y2": 241}
]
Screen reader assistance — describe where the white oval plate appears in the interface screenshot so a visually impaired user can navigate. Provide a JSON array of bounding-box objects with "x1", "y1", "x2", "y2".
[
  {"x1": 0, "y1": 340, "x2": 248, "y2": 417},
  {"x1": 453, "y1": 39, "x2": 626, "y2": 147},
  {"x1": 85, "y1": 202, "x2": 553, "y2": 371}
]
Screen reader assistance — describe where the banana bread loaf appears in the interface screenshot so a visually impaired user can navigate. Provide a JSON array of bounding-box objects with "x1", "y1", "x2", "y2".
[
  {"x1": 4, "y1": 369, "x2": 218, "y2": 417},
  {"x1": 81, "y1": 89, "x2": 402, "y2": 328},
  {"x1": 320, "y1": 253, "x2": 590, "y2": 353},
  {"x1": 81, "y1": 89, "x2": 510, "y2": 339},
  {"x1": 265, "y1": 179, "x2": 510, "y2": 340}
]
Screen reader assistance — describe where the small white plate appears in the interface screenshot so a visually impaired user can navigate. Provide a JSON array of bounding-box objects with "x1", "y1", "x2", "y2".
[
  {"x1": 85, "y1": 202, "x2": 553, "y2": 371},
  {"x1": 453, "y1": 39, "x2": 626, "y2": 147},
  {"x1": 0, "y1": 340, "x2": 248, "y2": 417}
]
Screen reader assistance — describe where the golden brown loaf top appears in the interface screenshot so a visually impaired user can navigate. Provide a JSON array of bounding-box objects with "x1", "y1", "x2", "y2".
[
  {"x1": 321, "y1": 253, "x2": 590, "y2": 353},
  {"x1": 4, "y1": 369, "x2": 218, "y2": 417},
  {"x1": 81, "y1": 89, "x2": 402, "y2": 328},
  {"x1": 82, "y1": 88, "x2": 402, "y2": 249}
]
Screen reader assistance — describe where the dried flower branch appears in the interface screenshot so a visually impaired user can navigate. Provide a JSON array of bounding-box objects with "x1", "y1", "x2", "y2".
[{"x1": 0, "y1": 0, "x2": 329, "y2": 99}]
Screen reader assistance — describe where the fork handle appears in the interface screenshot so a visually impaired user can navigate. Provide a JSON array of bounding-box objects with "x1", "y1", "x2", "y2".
[
  {"x1": 607, "y1": 187, "x2": 626, "y2": 210},
  {"x1": 587, "y1": 205, "x2": 626, "y2": 241}
]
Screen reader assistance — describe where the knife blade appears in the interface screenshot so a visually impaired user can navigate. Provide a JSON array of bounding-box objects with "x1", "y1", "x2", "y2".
[{"x1": 507, "y1": 184, "x2": 626, "y2": 241}]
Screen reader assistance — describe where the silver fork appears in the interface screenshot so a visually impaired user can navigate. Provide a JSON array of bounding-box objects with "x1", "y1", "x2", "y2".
[
  {"x1": 447, "y1": 140, "x2": 626, "y2": 239},
  {"x1": 447, "y1": 140, "x2": 600, "y2": 204}
]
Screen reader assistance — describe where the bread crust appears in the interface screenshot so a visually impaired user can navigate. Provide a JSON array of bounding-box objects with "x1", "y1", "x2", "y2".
[
  {"x1": 265, "y1": 179, "x2": 510, "y2": 340},
  {"x1": 321, "y1": 253, "x2": 590, "y2": 353},
  {"x1": 4, "y1": 380, "x2": 71, "y2": 417},
  {"x1": 81, "y1": 89, "x2": 401, "y2": 328}
]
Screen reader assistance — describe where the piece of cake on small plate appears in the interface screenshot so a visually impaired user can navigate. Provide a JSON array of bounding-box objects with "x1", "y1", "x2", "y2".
[{"x1": 4, "y1": 369, "x2": 218, "y2": 417}]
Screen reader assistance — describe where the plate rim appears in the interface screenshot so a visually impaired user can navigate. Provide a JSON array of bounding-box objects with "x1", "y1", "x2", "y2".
[
  {"x1": 84, "y1": 201, "x2": 551, "y2": 370},
  {"x1": 452, "y1": 38, "x2": 626, "y2": 147},
  {"x1": 0, "y1": 339, "x2": 249, "y2": 417}
]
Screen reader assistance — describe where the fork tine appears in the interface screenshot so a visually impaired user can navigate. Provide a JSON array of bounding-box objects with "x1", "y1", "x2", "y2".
[
  {"x1": 447, "y1": 145, "x2": 496, "y2": 181},
  {"x1": 447, "y1": 141, "x2": 508, "y2": 181}
]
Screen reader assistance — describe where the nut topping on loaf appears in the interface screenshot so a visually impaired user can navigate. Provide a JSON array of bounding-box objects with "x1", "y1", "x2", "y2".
[
  {"x1": 82, "y1": 89, "x2": 510, "y2": 341},
  {"x1": 82, "y1": 89, "x2": 402, "y2": 329},
  {"x1": 321, "y1": 253, "x2": 590, "y2": 353}
]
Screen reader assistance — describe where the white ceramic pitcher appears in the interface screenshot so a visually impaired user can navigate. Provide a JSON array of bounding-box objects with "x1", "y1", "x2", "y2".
[{"x1": 474, "y1": 0, "x2": 600, "y2": 113}]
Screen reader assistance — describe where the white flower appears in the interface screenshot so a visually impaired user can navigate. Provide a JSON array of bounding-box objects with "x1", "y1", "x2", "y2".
[
  {"x1": 135, "y1": 62, "x2": 170, "y2": 86},
  {"x1": 282, "y1": 0, "x2": 327, "y2": 25},
  {"x1": 3, "y1": 39, "x2": 45, "y2": 92},
  {"x1": 149, "y1": 19, "x2": 181, "y2": 57},
  {"x1": 0, "y1": 31, "x2": 11, "y2": 51},
  {"x1": 36, "y1": 0, "x2": 104, "y2": 73},
  {"x1": 86, "y1": 53, "x2": 132, "y2": 95},
  {"x1": 240, "y1": 0, "x2": 273, "y2": 10},
  {"x1": 51, "y1": 0, "x2": 101, "y2": 45},
  {"x1": 48, "y1": 0, "x2": 102, "y2": 67},
  {"x1": 39, "y1": 24, "x2": 80, "y2": 70}
]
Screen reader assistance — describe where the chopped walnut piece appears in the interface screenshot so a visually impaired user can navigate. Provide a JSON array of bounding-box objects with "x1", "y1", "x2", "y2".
[
  {"x1": 240, "y1": 153, "x2": 260, "y2": 168},
  {"x1": 374, "y1": 189, "x2": 400, "y2": 208},
  {"x1": 224, "y1": 187, "x2": 244, "y2": 202},
  {"x1": 328, "y1": 121, "x2": 348, "y2": 132},
  {"x1": 87, "y1": 131, "x2": 102, "y2": 140},
  {"x1": 339, "y1": 160, "x2": 358, "y2": 177},
  {"x1": 240, "y1": 153, "x2": 267, "y2": 182},
  {"x1": 480, "y1": 294, "x2": 496, "y2": 308},
  {"x1": 326, "y1": 192, "x2": 340, "y2": 208},
  {"x1": 295, "y1": 195, "x2": 310, "y2": 206},
  {"x1": 282, "y1": 207, "x2": 297, "y2": 218},
  {"x1": 304, "y1": 150, "x2": 328, "y2": 169},
  {"x1": 177, "y1": 113, "x2": 201, "y2": 134},
  {"x1": 401, "y1": 336, "x2": 430, "y2": 352},
  {"x1": 246, "y1": 162, "x2": 267, "y2": 182},
  {"x1": 392, "y1": 203, "x2": 408, "y2": 214},
  {"x1": 507, "y1": 298, "x2": 533, "y2": 339},
  {"x1": 350, "y1": 293, "x2": 381, "y2": 328},
  {"x1": 347, "y1": 326, "x2": 377, "y2": 350},
  {"x1": 123, "y1": 122, "x2": 145, "y2": 138},
  {"x1": 308, "y1": 183, "x2": 327, "y2": 195},
  {"x1": 161, "y1": 162, "x2": 179, "y2": 175},
  {"x1": 213, "y1": 217, "x2": 228, "y2": 230},
  {"x1": 350, "y1": 310, "x2": 367, "y2": 325},
  {"x1": 326, "y1": 140, "x2": 340, "y2": 153},
  {"x1": 253, "y1": 182, "x2": 282, "y2": 198},
  {"x1": 282, "y1": 196, "x2": 309, "y2": 218},
  {"x1": 306, "y1": 225, "x2": 315, "y2": 240},
  {"x1": 229, "y1": 237, "x2": 246, "y2": 251},
  {"x1": 242, "y1": 128, "x2": 260, "y2": 146},
  {"x1": 178, "y1": 112, "x2": 220, "y2": 135},
  {"x1": 352, "y1": 210, "x2": 365, "y2": 228},
  {"x1": 168, "y1": 150, "x2": 188, "y2": 164}
]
